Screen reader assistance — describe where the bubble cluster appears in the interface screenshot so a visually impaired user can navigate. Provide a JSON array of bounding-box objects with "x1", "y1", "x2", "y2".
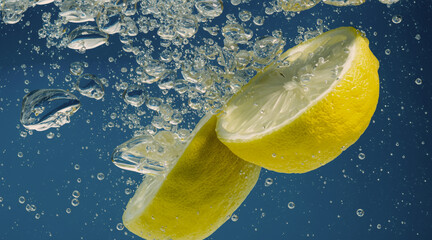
[{"x1": 112, "y1": 131, "x2": 186, "y2": 175}]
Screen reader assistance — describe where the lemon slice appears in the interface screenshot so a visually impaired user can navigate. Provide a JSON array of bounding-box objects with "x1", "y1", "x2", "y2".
[
  {"x1": 123, "y1": 115, "x2": 261, "y2": 240},
  {"x1": 216, "y1": 27, "x2": 379, "y2": 173}
]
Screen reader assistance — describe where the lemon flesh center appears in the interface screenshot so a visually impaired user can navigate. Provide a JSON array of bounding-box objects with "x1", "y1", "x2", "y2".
[{"x1": 219, "y1": 30, "x2": 356, "y2": 141}]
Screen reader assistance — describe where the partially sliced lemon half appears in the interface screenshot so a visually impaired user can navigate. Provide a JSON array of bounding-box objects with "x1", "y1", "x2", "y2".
[
  {"x1": 216, "y1": 27, "x2": 379, "y2": 173},
  {"x1": 123, "y1": 115, "x2": 261, "y2": 240}
]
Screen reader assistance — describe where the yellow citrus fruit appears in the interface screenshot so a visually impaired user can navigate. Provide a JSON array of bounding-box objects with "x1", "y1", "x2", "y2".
[
  {"x1": 123, "y1": 115, "x2": 261, "y2": 240},
  {"x1": 216, "y1": 27, "x2": 379, "y2": 173}
]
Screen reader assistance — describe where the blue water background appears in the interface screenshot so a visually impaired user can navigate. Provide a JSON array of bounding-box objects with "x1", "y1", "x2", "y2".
[{"x1": 1, "y1": 1, "x2": 432, "y2": 240}]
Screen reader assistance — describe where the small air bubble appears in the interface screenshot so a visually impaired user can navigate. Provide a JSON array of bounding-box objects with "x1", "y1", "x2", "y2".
[
  {"x1": 97, "y1": 173, "x2": 105, "y2": 181},
  {"x1": 392, "y1": 15, "x2": 402, "y2": 24},
  {"x1": 264, "y1": 178, "x2": 273, "y2": 187},
  {"x1": 385, "y1": 49, "x2": 391, "y2": 55},
  {"x1": 288, "y1": 202, "x2": 295, "y2": 209},
  {"x1": 231, "y1": 214, "x2": 239, "y2": 222},
  {"x1": 71, "y1": 198, "x2": 79, "y2": 207},
  {"x1": 72, "y1": 190, "x2": 80, "y2": 198},
  {"x1": 415, "y1": 78, "x2": 422, "y2": 85},
  {"x1": 116, "y1": 223, "x2": 124, "y2": 231},
  {"x1": 253, "y1": 16, "x2": 265, "y2": 26},
  {"x1": 20, "y1": 131, "x2": 28, "y2": 138},
  {"x1": 46, "y1": 132, "x2": 55, "y2": 139},
  {"x1": 356, "y1": 209, "x2": 364, "y2": 217},
  {"x1": 358, "y1": 153, "x2": 365, "y2": 160}
]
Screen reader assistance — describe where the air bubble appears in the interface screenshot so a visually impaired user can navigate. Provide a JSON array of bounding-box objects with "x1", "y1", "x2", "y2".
[
  {"x1": 288, "y1": 202, "x2": 295, "y2": 209},
  {"x1": 253, "y1": 16, "x2": 265, "y2": 26},
  {"x1": 72, "y1": 190, "x2": 80, "y2": 198},
  {"x1": 379, "y1": 0, "x2": 399, "y2": 4},
  {"x1": 70, "y1": 62, "x2": 84, "y2": 76},
  {"x1": 392, "y1": 15, "x2": 402, "y2": 24},
  {"x1": 116, "y1": 223, "x2": 124, "y2": 231},
  {"x1": 239, "y1": 10, "x2": 252, "y2": 22},
  {"x1": 356, "y1": 208, "x2": 364, "y2": 217},
  {"x1": 20, "y1": 89, "x2": 81, "y2": 131},
  {"x1": 46, "y1": 132, "x2": 55, "y2": 139},
  {"x1": 71, "y1": 198, "x2": 79, "y2": 207},
  {"x1": 123, "y1": 85, "x2": 148, "y2": 107},
  {"x1": 385, "y1": 49, "x2": 391, "y2": 55},
  {"x1": 195, "y1": 0, "x2": 223, "y2": 18},
  {"x1": 264, "y1": 178, "x2": 273, "y2": 187},
  {"x1": 97, "y1": 173, "x2": 105, "y2": 181},
  {"x1": 76, "y1": 74, "x2": 105, "y2": 100}
]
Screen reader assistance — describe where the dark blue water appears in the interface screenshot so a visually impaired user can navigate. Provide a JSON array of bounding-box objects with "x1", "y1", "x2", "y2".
[{"x1": 1, "y1": 1, "x2": 431, "y2": 240}]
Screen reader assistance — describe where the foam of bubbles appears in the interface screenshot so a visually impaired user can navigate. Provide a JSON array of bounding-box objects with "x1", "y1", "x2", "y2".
[{"x1": 111, "y1": 131, "x2": 185, "y2": 175}]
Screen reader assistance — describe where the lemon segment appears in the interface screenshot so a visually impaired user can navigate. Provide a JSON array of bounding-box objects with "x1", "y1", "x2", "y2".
[
  {"x1": 216, "y1": 27, "x2": 379, "y2": 173},
  {"x1": 123, "y1": 115, "x2": 261, "y2": 240}
]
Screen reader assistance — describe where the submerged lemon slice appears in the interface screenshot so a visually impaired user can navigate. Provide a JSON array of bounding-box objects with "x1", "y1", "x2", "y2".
[
  {"x1": 216, "y1": 27, "x2": 379, "y2": 173},
  {"x1": 123, "y1": 115, "x2": 261, "y2": 240}
]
